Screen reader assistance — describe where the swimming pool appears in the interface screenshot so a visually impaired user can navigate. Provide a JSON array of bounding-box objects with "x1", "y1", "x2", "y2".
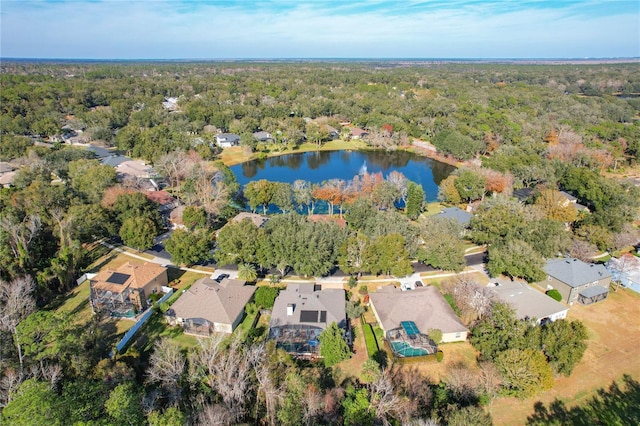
[{"x1": 389, "y1": 341, "x2": 430, "y2": 357}]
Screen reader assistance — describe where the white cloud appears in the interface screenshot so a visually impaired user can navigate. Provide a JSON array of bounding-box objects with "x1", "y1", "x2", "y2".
[{"x1": 1, "y1": 0, "x2": 637, "y2": 58}]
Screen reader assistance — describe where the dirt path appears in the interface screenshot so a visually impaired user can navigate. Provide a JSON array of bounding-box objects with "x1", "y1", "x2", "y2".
[{"x1": 489, "y1": 288, "x2": 640, "y2": 425}]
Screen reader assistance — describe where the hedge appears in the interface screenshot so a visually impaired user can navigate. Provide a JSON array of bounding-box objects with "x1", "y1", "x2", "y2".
[{"x1": 361, "y1": 318, "x2": 379, "y2": 358}]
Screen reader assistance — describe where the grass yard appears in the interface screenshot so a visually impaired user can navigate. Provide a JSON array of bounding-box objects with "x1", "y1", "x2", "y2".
[{"x1": 489, "y1": 288, "x2": 640, "y2": 425}]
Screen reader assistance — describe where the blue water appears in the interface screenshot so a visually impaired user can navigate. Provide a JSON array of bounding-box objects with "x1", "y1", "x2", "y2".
[
  {"x1": 390, "y1": 341, "x2": 429, "y2": 357},
  {"x1": 230, "y1": 150, "x2": 454, "y2": 202}
]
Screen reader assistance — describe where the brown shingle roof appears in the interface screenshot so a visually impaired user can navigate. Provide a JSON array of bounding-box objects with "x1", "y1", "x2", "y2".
[
  {"x1": 369, "y1": 285, "x2": 468, "y2": 334},
  {"x1": 91, "y1": 262, "x2": 167, "y2": 294},
  {"x1": 169, "y1": 277, "x2": 256, "y2": 326}
]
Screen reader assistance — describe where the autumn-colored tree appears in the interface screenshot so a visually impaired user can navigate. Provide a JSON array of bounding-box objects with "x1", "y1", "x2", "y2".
[
  {"x1": 534, "y1": 189, "x2": 578, "y2": 223},
  {"x1": 100, "y1": 186, "x2": 137, "y2": 209},
  {"x1": 438, "y1": 175, "x2": 461, "y2": 205},
  {"x1": 481, "y1": 168, "x2": 512, "y2": 195}
]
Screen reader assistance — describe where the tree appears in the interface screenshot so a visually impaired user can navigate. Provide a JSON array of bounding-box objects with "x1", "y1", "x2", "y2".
[
  {"x1": 146, "y1": 338, "x2": 186, "y2": 406},
  {"x1": 119, "y1": 216, "x2": 157, "y2": 252},
  {"x1": 68, "y1": 159, "x2": 117, "y2": 204},
  {"x1": 0, "y1": 275, "x2": 36, "y2": 373},
  {"x1": 495, "y1": 348, "x2": 553, "y2": 398},
  {"x1": 438, "y1": 175, "x2": 461, "y2": 204},
  {"x1": 164, "y1": 229, "x2": 213, "y2": 266},
  {"x1": 181, "y1": 205, "x2": 207, "y2": 229},
  {"x1": 245, "y1": 179, "x2": 276, "y2": 214},
  {"x1": 1, "y1": 378, "x2": 64, "y2": 425},
  {"x1": 346, "y1": 300, "x2": 365, "y2": 319},
  {"x1": 214, "y1": 218, "x2": 260, "y2": 266},
  {"x1": 254, "y1": 286, "x2": 279, "y2": 309},
  {"x1": 318, "y1": 322, "x2": 351, "y2": 367},
  {"x1": 534, "y1": 189, "x2": 578, "y2": 223},
  {"x1": 342, "y1": 385, "x2": 373, "y2": 426},
  {"x1": 238, "y1": 263, "x2": 258, "y2": 282},
  {"x1": 487, "y1": 239, "x2": 545, "y2": 282},
  {"x1": 405, "y1": 182, "x2": 425, "y2": 220},
  {"x1": 446, "y1": 406, "x2": 493, "y2": 426},
  {"x1": 105, "y1": 382, "x2": 145, "y2": 426},
  {"x1": 418, "y1": 217, "x2": 466, "y2": 273},
  {"x1": 470, "y1": 197, "x2": 526, "y2": 245},
  {"x1": 147, "y1": 407, "x2": 186, "y2": 426},
  {"x1": 365, "y1": 234, "x2": 413, "y2": 277},
  {"x1": 454, "y1": 169, "x2": 486, "y2": 203},
  {"x1": 470, "y1": 302, "x2": 532, "y2": 361},
  {"x1": 541, "y1": 319, "x2": 588, "y2": 376}
]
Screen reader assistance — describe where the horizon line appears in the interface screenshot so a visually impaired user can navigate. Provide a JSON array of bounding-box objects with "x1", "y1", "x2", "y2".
[{"x1": 2, "y1": 56, "x2": 639, "y2": 63}]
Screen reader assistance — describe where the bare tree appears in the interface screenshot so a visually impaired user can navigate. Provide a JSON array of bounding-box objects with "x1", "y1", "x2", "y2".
[
  {"x1": 0, "y1": 276, "x2": 36, "y2": 374},
  {"x1": 568, "y1": 238, "x2": 599, "y2": 262},
  {"x1": 146, "y1": 337, "x2": 186, "y2": 406},
  {"x1": 477, "y1": 361, "x2": 502, "y2": 404},
  {"x1": 443, "y1": 276, "x2": 494, "y2": 324},
  {"x1": 445, "y1": 361, "x2": 480, "y2": 405},
  {"x1": 189, "y1": 335, "x2": 256, "y2": 422},
  {"x1": 370, "y1": 370, "x2": 405, "y2": 426},
  {"x1": 0, "y1": 368, "x2": 21, "y2": 407},
  {"x1": 195, "y1": 403, "x2": 234, "y2": 426},
  {"x1": 155, "y1": 151, "x2": 198, "y2": 204},
  {"x1": 254, "y1": 361, "x2": 282, "y2": 426},
  {"x1": 301, "y1": 385, "x2": 323, "y2": 426},
  {"x1": 0, "y1": 215, "x2": 42, "y2": 271}
]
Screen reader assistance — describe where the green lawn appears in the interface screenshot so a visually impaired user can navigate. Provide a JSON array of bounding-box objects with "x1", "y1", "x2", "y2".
[{"x1": 362, "y1": 320, "x2": 380, "y2": 358}]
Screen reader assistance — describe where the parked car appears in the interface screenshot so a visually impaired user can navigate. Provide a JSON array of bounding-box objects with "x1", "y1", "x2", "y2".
[{"x1": 214, "y1": 273, "x2": 229, "y2": 282}]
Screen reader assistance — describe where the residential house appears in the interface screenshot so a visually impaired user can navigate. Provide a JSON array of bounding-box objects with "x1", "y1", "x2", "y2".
[
  {"x1": 216, "y1": 133, "x2": 241, "y2": 148},
  {"x1": 253, "y1": 130, "x2": 274, "y2": 142},
  {"x1": 438, "y1": 207, "x2": 472, "y2": 227},
  {"x1": 512, "y1": 187, "x2": 534, "y2": 203},
  {"x1": 559, "y1": 190, "x2": 589, "y2": 213},
  {"x1": 542, "y1": 258, "x2": 612, "y2": 305},
  {"x1": 231, "y1": 212, "x2": 269, "y2": 228},
  {"x1": 116, "y1": 159, "x2": 153, "y2": 180},
  {"x1": 90, "y1": 262, "x2": 168, "y2": 316},
  {"x1": 606, "y1": 255, "x2": 640, "y2": 294},
  {"x1": 369, "y1": 285, "x2": 468, "y2": 344},
  {"x1": 350, "y1": 127, "x2": 369, "y2": 139},
  {"x1": 324, "y1": 125, "x2": 340, "y2": 140},
  {"x1": 489, "y1": 280, "x2": 568, "y2": 325},
  {"x1": 166, "y1": 277, "x2": 256, "y2": 335},
  {"x1": 0, "y1": 162, "x2": 16, "y2": 188},
  {"x1": 269, "y1": 283, "x2": 347, "y2": 357}
]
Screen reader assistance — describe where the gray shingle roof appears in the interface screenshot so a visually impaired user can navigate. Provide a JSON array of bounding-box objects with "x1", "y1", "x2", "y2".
[
  {"x1": 369, "y1": 285, "x2": 468, "y2": 334},
  {"x1": 579, "y1": 285, "x2": 609, "y2": 298},
  {"x1": 439, "y1": 207, "x2": 472, "y2": 226},
  {"x1": 490, "y1": 281, "x2": 567, "y2": 321},
  {"x1": 544, "y1": 258, "x2": 611, "y2": 288},
  {"x1": 270, "y1": 283, "x2": 346, "y2": 329},
  {"x1": 169, "y1": 277, "x2": 255, "y2": 326}
]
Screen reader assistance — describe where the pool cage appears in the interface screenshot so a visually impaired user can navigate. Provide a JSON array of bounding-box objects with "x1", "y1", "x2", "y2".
[
  {"x1": 268, "y1": 324, "x2": 324, "y2": 357},
  {"x1": 386, "y1": 321, "x2": 438, "y2": 358}
]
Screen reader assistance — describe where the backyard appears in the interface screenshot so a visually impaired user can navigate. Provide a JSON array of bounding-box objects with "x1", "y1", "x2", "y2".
[{"x1": 489, "y1": 288, "x2": 640, "y2": 425}]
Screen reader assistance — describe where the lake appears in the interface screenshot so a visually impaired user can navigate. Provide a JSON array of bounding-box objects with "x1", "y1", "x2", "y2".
[{"x1": 230, "y1": 150, "x2": 455, "y2": 202}]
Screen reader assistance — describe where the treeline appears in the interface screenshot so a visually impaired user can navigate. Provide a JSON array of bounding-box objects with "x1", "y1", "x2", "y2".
[{"x1": 2, "y1": 62, "x2": 639, "y2": 166}]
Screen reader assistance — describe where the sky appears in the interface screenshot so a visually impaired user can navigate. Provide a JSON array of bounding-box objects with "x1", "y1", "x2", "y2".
[{"x1": 1, "y1": 0, "x2": 639, "y2": 59}]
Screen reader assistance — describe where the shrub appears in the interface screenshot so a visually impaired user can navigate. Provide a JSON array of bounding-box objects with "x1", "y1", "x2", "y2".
[
  {"x1": 358, "y1": 285, "x2": 369, "y2": 295},
  {"x1": 436, "y1": 351, "x2": 444, "y2": 362},
  {"x1": 546, "y1": 289, "x2": 562, "y2": 302},
  {"x1": 362, "y1": 321, "x2": 379, "y2": 357},
  {"x1": 348, "y1": 276, "x2": 358, "y2": 289}
]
